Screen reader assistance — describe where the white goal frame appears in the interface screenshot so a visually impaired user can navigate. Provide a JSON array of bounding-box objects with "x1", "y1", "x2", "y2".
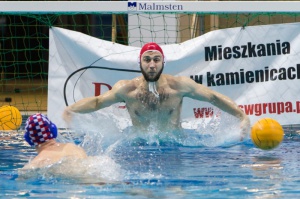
[{"x1": 0, "y1": 1, "x2": 299, "y2": 13}]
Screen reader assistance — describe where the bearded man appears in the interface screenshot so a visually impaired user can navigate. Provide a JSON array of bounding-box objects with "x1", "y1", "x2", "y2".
[{"x1": 63, "y1": 42, "x2": 250, "y2": 139}]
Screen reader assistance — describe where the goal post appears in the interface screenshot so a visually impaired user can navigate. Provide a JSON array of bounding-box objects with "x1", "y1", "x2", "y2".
[
  {"x1": 0, "y1": 1, "x2": 299, "y2": 132},
  {"x1": 1, "y1": 1, "x2": 300, "y2": 13}
]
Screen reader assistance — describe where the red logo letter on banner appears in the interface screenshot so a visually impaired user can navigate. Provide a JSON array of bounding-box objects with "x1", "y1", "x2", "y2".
[
  {"x1": 92, "y1": 82, "x2": 126, "y2": 109},
  {"x1": 92, "y1": 82, "x2": 112, "y2": 96}
]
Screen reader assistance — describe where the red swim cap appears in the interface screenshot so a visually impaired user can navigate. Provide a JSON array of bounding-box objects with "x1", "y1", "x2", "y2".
[{"x1": 139, "y1": 42, "x2": 164, "y2": 59}]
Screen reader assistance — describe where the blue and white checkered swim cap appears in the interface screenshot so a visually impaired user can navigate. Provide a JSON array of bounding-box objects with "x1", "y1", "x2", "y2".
[{"x1": 24, "y1": 113, "x2": 57, "y2": 146}]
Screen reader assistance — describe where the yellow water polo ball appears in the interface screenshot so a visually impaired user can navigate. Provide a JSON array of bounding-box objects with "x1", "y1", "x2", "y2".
[
  {"x1": 0, "y1": 105, "x2": 22, "y2": 130},
  {"x1": 251, "y1": 118, "x2": 284, "y2": 150}
]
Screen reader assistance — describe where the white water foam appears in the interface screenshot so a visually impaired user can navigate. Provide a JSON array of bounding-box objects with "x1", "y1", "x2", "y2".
[{"x1": 54, "y1": 107, "x2": 248, "y2": 182}]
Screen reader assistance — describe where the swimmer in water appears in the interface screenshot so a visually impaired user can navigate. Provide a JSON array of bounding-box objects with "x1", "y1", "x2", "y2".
[
  {"x1": 19, "y1": 113, "x2": 87, "y2": 171},
  {"x1": 63, "y1": 42, "x2": 250, "y2": 140},
  {"x1": 19, "y1": 113, "x2": 122, "y2": 183}
]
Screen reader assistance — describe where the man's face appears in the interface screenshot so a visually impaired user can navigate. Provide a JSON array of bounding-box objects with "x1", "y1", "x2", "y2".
[{"x1": 140, "y1": 51, "x2": 164, "y2": 82}]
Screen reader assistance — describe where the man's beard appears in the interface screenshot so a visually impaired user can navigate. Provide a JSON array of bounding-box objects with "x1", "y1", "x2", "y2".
[{"x1": 140, "y1": 64, "x2": 164, "y2": 82}]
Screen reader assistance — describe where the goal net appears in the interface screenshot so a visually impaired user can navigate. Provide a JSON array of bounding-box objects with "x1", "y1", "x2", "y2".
[{"x1": 0, "y1": 1, "x2": 299, "y2": 133}]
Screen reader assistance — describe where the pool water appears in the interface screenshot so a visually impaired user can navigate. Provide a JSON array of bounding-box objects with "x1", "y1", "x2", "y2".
[{"x1": 1, "y1": 129, "x2": 300, "y2": 198}]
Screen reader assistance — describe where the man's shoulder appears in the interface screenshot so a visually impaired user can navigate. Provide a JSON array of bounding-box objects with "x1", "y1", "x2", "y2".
[
  {"x1": 164, "y1": 74, "x2": 191, "y2": 84},
  {"x1": 64, "y1": 142, "x2": 82, "y2": 149},
  {"x1": 114, "y1": 77, "x2": 141, "y2": 89},
  {"x1": 163, "y1": 74, "x2": 196, "y2": 93}
]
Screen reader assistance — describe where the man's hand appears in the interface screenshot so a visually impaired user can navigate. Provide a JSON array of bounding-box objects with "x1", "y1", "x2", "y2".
[
  {"x1": 240, "y1": 116, "x2": 251, "y2": 141},
  {"x1": 62, "y1": 107, "x2": 73, "y2": 125}
]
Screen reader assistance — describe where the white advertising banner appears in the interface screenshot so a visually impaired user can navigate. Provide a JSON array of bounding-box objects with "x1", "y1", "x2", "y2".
[{"x1": 48, "y1": 23, "x2": 300, "y2": 128}]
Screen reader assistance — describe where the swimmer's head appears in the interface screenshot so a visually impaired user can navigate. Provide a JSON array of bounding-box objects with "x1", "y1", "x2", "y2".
[{"x1": 24, "y1": 113, "x2": 57, "y2": 146}]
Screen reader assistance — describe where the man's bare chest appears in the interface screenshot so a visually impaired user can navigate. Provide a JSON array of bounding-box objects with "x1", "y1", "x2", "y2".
[{"x1": 130, "y1": 87, "x2": 180, "y2": 111}]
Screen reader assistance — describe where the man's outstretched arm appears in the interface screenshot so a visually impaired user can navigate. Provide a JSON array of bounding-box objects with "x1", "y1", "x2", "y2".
[
  {"x1": 180, "y1": 76, "x2": 250, "y2": 140},
  {"x1": 63, "y1": 80, "x2": 127, "y2": 123}
]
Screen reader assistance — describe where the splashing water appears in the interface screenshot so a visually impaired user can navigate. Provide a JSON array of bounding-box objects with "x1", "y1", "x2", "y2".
[
  {"x1": 54, "y1": 107, "x2": 246, "y2": 183},
  {"x1": 18, "y1": 155, "x2": 124, "y2": 184},
  {"x1": 68, "y1": 106, "x2": 245, "y2": 149}
]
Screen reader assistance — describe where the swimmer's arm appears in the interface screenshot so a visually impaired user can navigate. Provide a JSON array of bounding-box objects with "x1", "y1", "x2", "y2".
[
  {"x1": 20, "y1": 157, "x2": 49, "y2": 170},
  {"x1": 18, "y1": 157, "x2": 51, "y2": 180},
  {"x1": 18, "y1": 166, "x2": 41, "y2": 180},
  {"x1": 180, "y1": 77, "x2": 250, "y2": 139}
]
